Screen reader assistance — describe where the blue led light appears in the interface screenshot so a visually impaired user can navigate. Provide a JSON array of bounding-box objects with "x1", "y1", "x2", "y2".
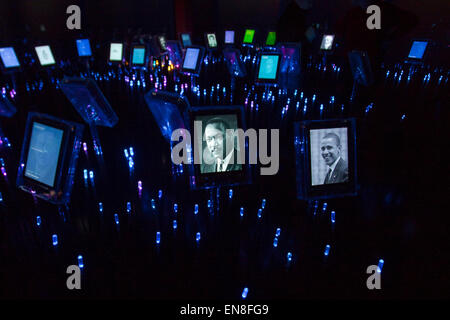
[
  {"x1": 240, "y1": 207, "x2": 244, "y2": 217},
  {"x1": 128, "y1": 158, "x2": 134, "y2": 169},
  {"x1": 261, "y1": 199, "x2": 266, "y2": 209},
  {"x1": 52, "y1": 234, "x2": 58, "y2": 246},
  {"x1": 173, "y1": 219, "x2": 177, "y2": 230},
  {"x1": 151, "y1": 199, "x2": 156, "y2": 209},
  {"x1": 324, "y1": 244, "x2": 331, "y2": 256},
  {"x1": 127, "y1": 202, "x2": 131, "y2": 213},
  {"x1": 78, "y1": 255, "x2": 84, "y2": 268},
  {"x1": 273, "y1": 237, "x2": 278, "y2": 247},
  {"x1": 36, "y1": 216, "x2": 41, "y2": 226},
  {"x1": 99, "y1": 202, "x2": 103, "y2": 213},
  {"x1": 241, "y1": 287, "x2": 248, "y2": 299},
  {"x1": 377, "y1": 259, "x2": 384, "y2": 273},
  {"x1": 275, "y1": 228, "x2": 281, "y2": 237},
  {"x1": 156, "y1": 231, "x2": 161, "y2": 244},
  {"x1": 114, "y1": 213, "x2": 119, "y2": 225},
  {"x1": 257, "y1": 209, "x2": 262, "y2": 219},
  {"x1": 229, "y1": 189, "x2": 233, "y2": 199},
  {"x1": 287, "y1": 252, "x2": 292, "y2": 262},
  {"x1": 83, "y1": 169, "x2": 88, "y2": 180},
  {"x1": 331, "y1": 211, "x2": 335, "y2": 224},
  {"x1": 322, "y1": 202, "x2": 327, "y2": 213},
  {"x1": 129, "y1": 147, "x2": 134, "y2": 157},
  {"x1": 194, "y1": 204, "x2": 198, "y2": 215},
  {"x1": 173, "y1": 203, "x2": 178, "y2": 213},
  {"x1": 124, "y1": 149, "x2": 129, "y2": 158},
  {"x1": 89, "y1": 170, "x2": 94, "y2": 180},
  {"x1": 158, "y1": 190, "x2": 163, "y2": 199},
  {"x1": 196, "y1": 232, "x2": 201, "y2": 242},
  {"x1": 207, "y1": 200, "x2": 212, "y2": 208}
]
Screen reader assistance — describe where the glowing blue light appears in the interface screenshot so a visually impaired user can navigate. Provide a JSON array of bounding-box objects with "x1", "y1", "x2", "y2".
[
  {"x1": 257, "y1": 209, "x2": 262, "y2": 219},
  {"x1": 241, "y1": 287, "x2": 248, "y2": 299},
  {"x1": 128, "y1": 158, "x2": 134, "y2": 169},
  {"x1": 275, "y1": 227, "x2": 281, "y2": 237},
  {"x1": 156, "y1": 231, "x2": 161, "y2": 244},
  {"x1": 52, "y1": 234, "x2": 58, "y2": 246},
  {"x1": 194, "y1": 204, "x2": 198, "y2": 215},
  {"x1": 240, "y1": 207, "x2": 244, "y2": 217},
  {"x1": 320, "y1": 104, "x2": 324, "y2": 112},
  {"x1": 173, "y1": 219, "x2": 177, "y2": 230},
  {"x1": 127, "y1": 202, "x2": 131, "y2": 213},
  {"x1": 322, "y1": 202, "x2": 328, "y2": 213},
  {"x1": 83, "y1": 169, "x2": 88, "y2": 180},
  {"x1": 89, "y1": 171, "x2": 94, "y2": 179},
  {"x1": 331, "y1": 210, "x2": 335, "y2": 224},
  {"x1": 287, "y1": 252, "x2": 292, "y2": 262},
  {"x1": 78, "y1": 255, "x2": 84, "y2": 268},
  {"x1": 36, "y1": 216, "x2": 41, "y2": 226},
  {"x1": 158, "y1": 190, "x2": 163, "y2": 199},
  {"x1": 324, "y1": 244, "x2": 331, "y2": 256},
  {"x1": 138, "y1": 181, "x2": 142, "y2": 191},
  {"x1": 151, "y1": 199, "x2": 156, "y2": 210},
  {"x1": 196, "y1": 232, "x2": 201, "y2": 242},
  {"x1": 229, "y1": 189, "x2": 233, "y2": 199},
  {"x1": 99, "y1": 202, "x2": 103, "y2": 213},
  {"x1": 261, "y1": 199, "x2": 266, "y2": 209},
  {"x1": 207, "y1": 200, "x2": 212, "y2": 208},
  {"x1": 273, "y1": 237, "x2": 278, "y2": 247},
  {"x1": 401, "y1": 114, "x2": 406, "y2": 121},
  {"x1": 377, "y1": 259, "x2": 384, "y2": 273},
  {"x1": 114, "y1": 214, "x2": 119, "y2": 225},
  {"x1": 129, "y1": 147, "x2": 134, "y2": 157}
]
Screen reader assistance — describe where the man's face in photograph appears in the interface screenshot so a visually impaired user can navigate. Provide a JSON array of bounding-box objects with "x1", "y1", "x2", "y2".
[
  {"x1": 321, "y1": 137, "x2": 340, "y2": 166},
  {"x1": 205, "y1": 124, "x2": 225, "y2": 160}
]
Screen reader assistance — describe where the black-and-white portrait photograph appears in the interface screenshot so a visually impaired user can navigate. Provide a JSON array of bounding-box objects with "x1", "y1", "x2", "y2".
[
  {"x1": 310, "y1": 127, "x2": 349, "y2": 186},
  {"x1": 196, "y1": 114, "x2": 243, "y2": 174}
]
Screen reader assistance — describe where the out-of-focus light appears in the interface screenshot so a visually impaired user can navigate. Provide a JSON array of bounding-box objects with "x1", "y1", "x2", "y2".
[
  {"x1": 78, "y1": 255, "x2": 84, "y2": 268},
  {"x1": 52, "y1": 234, "x2": 58, "y2": 246},
  {"x1": 156, "y1": 231, "x2": 161, "y2": 244},
  {"x1": 241, "y1": 287, "x2": 249, "y2": 299},
  {"x1": 324, "y1": 244, "x2": 331, "y2": 256},
  {"x1": 377, "y1": 259, "x2": 384, "y2": 273}
]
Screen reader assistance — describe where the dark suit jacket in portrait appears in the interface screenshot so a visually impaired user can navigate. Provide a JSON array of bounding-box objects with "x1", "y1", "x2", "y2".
[
  {"x1": 324, "y1": 157, "x2": 349, "y2": 184},
  {"x1": 201, "y1": 149, "x2": 243, "y2": 173}
]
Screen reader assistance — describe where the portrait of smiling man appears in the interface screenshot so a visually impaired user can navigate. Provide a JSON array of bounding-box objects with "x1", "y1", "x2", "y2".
[
  {"x1": 201, "y1": 117, "x2": 242, "y2": 173},
  {"x1": 320, "y1": 132, "x2": 348, "y2": 184}
]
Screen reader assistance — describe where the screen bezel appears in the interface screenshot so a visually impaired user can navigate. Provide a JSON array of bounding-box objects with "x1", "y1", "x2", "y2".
[
  {"x1": 76, "y1": 39, "x2": 92, "y2": 57},
  {"x1": 34, "y1": 45, "x2": 56, "y2": 67},
  {"x1": 130, "y1": 45, "x2": 147, "y2": 66},
  {"x1": 109, "y1": 42, "x2": 124, "y2": 62},
  {"x1": 243, "y1": 29, "x2": 256, "y2": 45},
  {"x1": 406, "y1": 39, "x2": 430, "y2": 61},
  {"x1": 22, "y1": 117, "x2": 70, "y2": 192},
  {"x1": 299, "y1": 118, "x2": 357, "y2": 199},
  {"x1": 188, "y1": 106, "x2": 251, "y2": 189},
  {"x1": 255, "y1": 52, "x2": 282, "y2": 85},
  {"x1": 265, "y1": 31, "x2": 277, "y2": 46},
  {"x1": 0, "y1": 46, "x2": 21, "y2": 71},
  {"x1": 181, "y1": 46, "x2": 205, "y2": 75}
]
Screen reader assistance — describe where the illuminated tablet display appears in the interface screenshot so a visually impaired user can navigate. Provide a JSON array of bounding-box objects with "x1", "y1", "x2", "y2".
[
  {"x1": 35, "y1": 45, "x2": 56, "y2": 66},
  {"x1": 206, "y1": 33, "x2": 218, "y2": 48},
  {"x1": 183, "y1": 47, "x2": 200, "y2": 71},
  {"x1": 24, "y1": 122, "x2": 64, "y2": 187},
  {"x1": 266, "y1": 32, "x2": 276, "y2": 46},
  {"x1": 258, "y1": 54, "x2": 280, "y2": 80},
  {"x1": 310, "y1": 127, "x2": 349, "y2": 186},
  {"x1": 181, "y1": 34, "x2": 192, "y2": 47},
  {"x1": 243, "y1": 29, "x2": 255, "y2": 44},
  {"x1": 76, "y1": 39, "x2": 92, "y2": 57},
  {"x1": 109, "y1": 43, "x2": 123, "y2": 61},
  {"x1": 0, "y1": 47, "x2": 20, "y2": 68},
  {"x1": 132, "y1": 47, "x2": 146, "y2": 65},
  {"x1": 225, "y1": 30, "x2": 235, "y2": 44},
  {"x1": 320, "y1": 35, "x2": 335, "y2": 50},
  {"x1": 408, "y1": 41, "x2": 428, "y2": 59}
]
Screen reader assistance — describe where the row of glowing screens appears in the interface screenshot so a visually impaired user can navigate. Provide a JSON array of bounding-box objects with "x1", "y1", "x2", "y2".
[{"x1": 0, "y1": 39, "x2": 428, "y2": 70}]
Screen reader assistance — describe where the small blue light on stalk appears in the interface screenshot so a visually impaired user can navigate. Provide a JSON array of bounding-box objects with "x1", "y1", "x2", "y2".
[
  {"x1": 287, "y1": 252, "x2": 292, "y2": 262},
  {"x1": 129, "y1": 147, "x2": 134, "y2": 157},
  {"x1": 173, "y1": 203, "x2": 178, "y2": 213},
  {"x1": 99, "y1": 202, "x2": 103, "y2": 213},
  {"x1": 257, "y1": 209, "x2": 262, "y2": 219},
  {"x1": 128, "y1": 158, "x2": 134, "y2": 169},
  {"x1": 156, "y1": 231, "x2": 161, "y2": 244},
  {"x1": 377, "y1": 259, "x2": 384, "y2": 273},
  {"x1": 124, "y1": 149, "x2": 129, "y2": 159},
  {"x1": 78, "y1": 255, "x2": 84, "y2": 268},
  {"x1": 228, "y1": 189, "x2": 233, "y2": 199},
  {"x1": 322, "y1": 202, "x2": 327, "y2": 213},
  {"x1": 196, "y1": 232, "x2": 201, "y2": 242},
  {"x1": 173, "y1": 219, "x2": 177, "y2": 230},
  {"x1": 207, "y1": 200, "x2": 212, "y2": 208},
  {"x1": 240, "y1": 207, "x2": 244, "y2": 217},
  {"x1": 0, "y1": 192, "x2": 2, "y2": 202},
  {"x1": 138, "y1": 181, "x2": 142, "y2": 191},
  {"x1": 83, "y1": 169, "x2": 88, "y2": 180},
  {"x1": 114, "y1": 214, "x2": 119, "y2": 225},
  {"x1": 89, "y1": 170, "x2": 94, "y2": 180},
  {"x1": 275, "y1": 228, "x2": 281, "y2": 237},
  {"x1": 158, "y1": 190, "x2": 163, "y2": 199},
  {"x1": 151, "y1": 199, "x2": 156, "y2": 210},
  {"x1": 331, "y1": 211, "x2": 336, "y2": 224},
  {"x1": 127, "y1": 202, "x2": 131, "y2": 213},
  {"x1": 273, "y1": 237, "x2": 278, "y2": 247},
  {"x1": 324, "y1": 244, "x2": 331, "y2": 256},
  {"x1": 52, "y1": 234, "x2": 58, "y2": 246},
  {"x1": 261, "y1": 199, "x2": 266, "y2": 209},
  {"x1": 241, "y1": 287, "x2": 249, "y2": 299},
  {"x1": 36, "y1": 216, "x2": 41, "y2": 226},
  {"x1": 194, "y1": 204, "x2": 199, "y2": 215}
]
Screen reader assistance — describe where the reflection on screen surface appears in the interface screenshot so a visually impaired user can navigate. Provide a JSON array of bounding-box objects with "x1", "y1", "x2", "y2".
[
  {"x1": 408, "y1": 41, "x2": 428, "y2": 59},
  {"x1": 76, "y1": 39, "x2": 92, "y2": 57},
  {"x1": 258, "y1": 55, "x2": 279, "y2": 80},
  {"x1": 132, "y1": 48, "x2": 146, "y2": 65},
  {"x1": 0, "y1": 47, "x2": 20, "y2": 68},
  {"x1": 25, "y1": 122, "x2": 64, "y2": 187},
  {"x1": 183, "y1": 48, "x2": 200, "y2": 70},
  {"x1": 35, "y1": 46, "x2": 56, "y2": 66},
  {"x1": 110, "y1": 43, "x2": 123, "y2": 61}
]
